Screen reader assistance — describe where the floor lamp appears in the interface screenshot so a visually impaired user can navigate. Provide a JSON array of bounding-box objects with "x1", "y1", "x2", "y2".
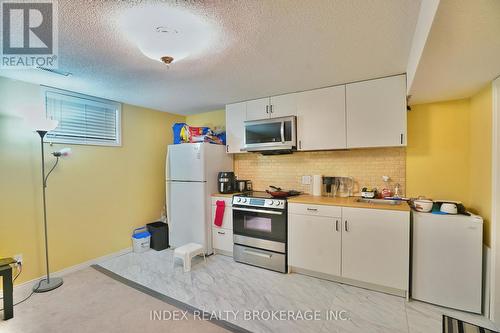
[{"x1": 34, "y1": 123, "x2": 71, "y2": 293}]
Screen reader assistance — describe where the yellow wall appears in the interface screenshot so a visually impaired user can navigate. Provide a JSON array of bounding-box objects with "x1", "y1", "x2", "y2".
[
  {"x1": 406, "y1": 98, "x2": 471, "y2": 202},
  {"x1": 0, "y1": 77, "x2": 185, "y2": 284},
  {"x1": 185, "y1": 109, "x2": 225, "y2": 129},
  {"x1": 407, "y1": 85, "x2": 493, "y2": 245}
]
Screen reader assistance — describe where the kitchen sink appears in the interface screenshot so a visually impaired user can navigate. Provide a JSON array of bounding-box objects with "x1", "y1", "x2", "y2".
[{"x1": 355, "y1": 198, "x2": 402, "y2": 205}]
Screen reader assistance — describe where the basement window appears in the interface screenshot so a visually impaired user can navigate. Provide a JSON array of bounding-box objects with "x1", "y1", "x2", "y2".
[{"x1": 43, "y1": 87, "x2": 122, "y2": 146}]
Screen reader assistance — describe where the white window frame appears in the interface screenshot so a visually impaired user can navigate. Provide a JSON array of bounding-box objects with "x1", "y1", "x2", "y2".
[{"x1": 42, "y1": 86, "x2": 122, "y2": 147}]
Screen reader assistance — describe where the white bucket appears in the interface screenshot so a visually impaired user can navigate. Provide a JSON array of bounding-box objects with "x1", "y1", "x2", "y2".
[{"x1": 132, "y1": 227, "x2": 151, "y2": 253}]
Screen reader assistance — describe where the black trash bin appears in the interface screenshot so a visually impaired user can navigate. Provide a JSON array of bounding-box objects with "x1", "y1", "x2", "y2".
[{"x1": 146, "y1": 221, "x2": 169, "y2": 251}]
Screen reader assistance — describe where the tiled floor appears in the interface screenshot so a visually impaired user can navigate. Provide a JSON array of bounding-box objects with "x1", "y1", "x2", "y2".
[{"x1": 99, "y1": 249, "x2": 498, "y2": 333}]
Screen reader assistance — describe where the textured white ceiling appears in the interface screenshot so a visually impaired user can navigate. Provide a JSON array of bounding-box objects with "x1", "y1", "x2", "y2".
[
  {"x1": 0, "y1": 0, "x2": 421, "y2": 115},
  {"x1": 409, "y1": 0, "x2": 500, "y2": 104}
]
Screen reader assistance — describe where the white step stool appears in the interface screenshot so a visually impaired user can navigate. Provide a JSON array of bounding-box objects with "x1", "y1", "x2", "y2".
[{"x1": 173, "y1": 243, "x2": 206, "y2": 272}]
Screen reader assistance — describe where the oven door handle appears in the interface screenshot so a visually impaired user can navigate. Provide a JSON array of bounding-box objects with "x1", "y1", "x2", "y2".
[
  {"x1": 232, "y1": 207, "x2": 283, "y2": 215},
  {"x1": 244, "y1": 248, "x2": 273, "y2": 259}
]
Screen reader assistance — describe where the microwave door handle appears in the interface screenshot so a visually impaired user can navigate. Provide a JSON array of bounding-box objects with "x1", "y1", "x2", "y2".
[{"x1": 280, "y1": 121, "x2": 285, "y2": 143}]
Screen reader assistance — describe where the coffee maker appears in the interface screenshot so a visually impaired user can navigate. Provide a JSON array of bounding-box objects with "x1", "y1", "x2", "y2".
[{"x1": 218, "y1": 172, "x2": 235, "y2": 194}]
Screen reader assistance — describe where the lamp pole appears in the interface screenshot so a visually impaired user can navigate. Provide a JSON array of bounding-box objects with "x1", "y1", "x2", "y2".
[{"x1": 34, "y1": 130, "x2": 63, "y2": 292}]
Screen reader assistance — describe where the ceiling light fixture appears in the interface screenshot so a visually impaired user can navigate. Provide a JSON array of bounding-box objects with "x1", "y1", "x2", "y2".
[
  {"x1": 161, "y1": 56, "x2": 174, "y2": 65},
  {"x1": 119, "y1": 5, "x2": 219, "y2": 64}
]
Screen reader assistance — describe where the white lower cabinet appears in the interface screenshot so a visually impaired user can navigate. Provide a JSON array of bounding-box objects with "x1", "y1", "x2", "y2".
[
  {"x1": 212, "y1": 228, "x2": 233, "y2": 254},
  {"x1": 289, "y1": 213, "x2": 341, "y2": 276},
  {"x1": 288, "y1": 203, "x2": 410, "y2": 294},
  {"x1": 341, "y1": 207, "x2": 409, "y2": 291},
  {"x1": 211, "y1": 196, "x2": 233, "y2": 256}
]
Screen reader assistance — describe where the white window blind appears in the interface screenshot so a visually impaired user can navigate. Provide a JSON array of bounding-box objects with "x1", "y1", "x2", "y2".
[{"x1": 44, "y1": 88, "x2": 121, "y2": 146}]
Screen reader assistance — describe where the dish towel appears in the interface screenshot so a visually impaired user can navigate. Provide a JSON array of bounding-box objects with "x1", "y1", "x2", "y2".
[{"x1": 214, "y1": 200, "x2": 225, "y2": 227}]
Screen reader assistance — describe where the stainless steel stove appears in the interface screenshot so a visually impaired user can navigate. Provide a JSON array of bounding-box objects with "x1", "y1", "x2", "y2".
[{"x1": 232, "y1": 191, "x2": 288, "y2": 273}]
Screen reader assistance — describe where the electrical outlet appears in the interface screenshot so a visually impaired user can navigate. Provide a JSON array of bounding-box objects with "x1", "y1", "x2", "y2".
[
  {"x1": 14, "y1": 254, "x2": 23, "y2": 265},
  {"x1": 301, "y1": 175, "x2": 312, "y2": 185}
]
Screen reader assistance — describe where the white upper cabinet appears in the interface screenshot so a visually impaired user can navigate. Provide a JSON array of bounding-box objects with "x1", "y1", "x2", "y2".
[
  {"x1": 225, "y1": 102, "x2": 247, "y2": 154},
  {"x1": 226, "y1": 74, "x2": 408, "y2": 152},
  {"x1": 246, "y1": 94, "x2": 297, "y2": 121},
  {"x1": 296, "y1": 85, "x2": 346, "y2": 151},
  {"x1": 346, "y1": 74, "x2": 407, "y2": 148},
  {"x1": 246, "y1": 97, "x2": 271, "y2": 121},
  {"x1": 270, "y1": 93, "x2": 297, "y2": 118}
]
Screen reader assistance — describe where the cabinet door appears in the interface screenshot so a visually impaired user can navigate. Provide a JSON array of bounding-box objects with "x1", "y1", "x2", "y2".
[
  {"x1": 225, "y1": 102, "x2": 246, "y2": 154},
  {"x1": 288, "y1": 213, "x2": 341, "y2": 276},
  {"x1": 212, "y1": 228, "x2": 233, "y2": 254},
  {"x1": 246, "y1": 97, "x2": 270, "y2": 121},
  {"x1": 211, "y1": 206, "x2": 233, "y2": 230},
  {"x1": 270, "y1": 93, "x2": 297, "y2": 118},
  {"x1": 296, "y1": 85, "x2": 346, "y2": 150},
  {"x1": 341, "y1": 207, "x2": 409, "y2": 290},
  {"x1": 346, "y1": 74, "x2": 407, "y2": 148}
]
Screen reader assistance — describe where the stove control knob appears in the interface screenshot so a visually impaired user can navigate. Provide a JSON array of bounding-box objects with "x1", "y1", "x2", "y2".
[
  {"x1": 242, "y1": 198, "x2": 247, "y2": 203},
  {"x1": 237, "y1": 198, "x2": 241, "y2": 203},
  {"x1": 267, "y1": 200, "x2": 273, "y2": 206}
]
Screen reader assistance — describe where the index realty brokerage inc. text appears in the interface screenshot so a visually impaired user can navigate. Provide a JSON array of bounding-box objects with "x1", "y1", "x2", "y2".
[{"x1": 150, "y1": 309, "x2": 350, "y2": 321}]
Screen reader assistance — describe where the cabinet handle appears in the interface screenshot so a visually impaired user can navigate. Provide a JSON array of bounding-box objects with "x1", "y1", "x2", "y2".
[
  {"x1": 400, "y1": 133, "x2": 404, "y2": 145},
  {"x1": 244, "y1": 249, "x2": 272, "y2": 259},
  {"x1": 217, "y1": 231, "x2": 225, "y2": 235},
  {"x1": 299, "y1": 140, "x2": 302, "y2": 150},
  {"x1": 306, "y1": 208, "x2": 318, "y2": 211},
  {"x1": 226, "y1": 145, "x2": 229, "y2": 153},
  {"x1": 270, "y1": 104, "x2": 273, "y2": 113},
  {"x1": 266, "y1": 105, "x2": 269, "y2": 114},
  {"x1": 335, "y1": 220, "x2": 339, "y2": 232},
  {"x1": 344, "y1": 220, "x2": 348, "y2": 232}
]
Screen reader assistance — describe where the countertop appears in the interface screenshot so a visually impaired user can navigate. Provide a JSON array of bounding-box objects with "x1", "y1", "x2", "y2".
[
  {"x1": 212, "y1": 193, "x2": 240, "y2": 198},
  {"x1": 212, "y1": 193, "x2": 410, "y2": 212},
  {"x1": 287, "y1": 195, "x2": 411, "y2": 212}
]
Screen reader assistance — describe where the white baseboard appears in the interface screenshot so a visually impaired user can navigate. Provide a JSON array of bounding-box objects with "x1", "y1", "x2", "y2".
[{"x1": 7, "y1": 247, "x2": 132, "y2": 294}]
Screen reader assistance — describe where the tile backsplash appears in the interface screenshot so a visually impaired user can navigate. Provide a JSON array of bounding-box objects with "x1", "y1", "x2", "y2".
[{"x1": 234, "y1": 148, "x2": 406, "y2": 195}]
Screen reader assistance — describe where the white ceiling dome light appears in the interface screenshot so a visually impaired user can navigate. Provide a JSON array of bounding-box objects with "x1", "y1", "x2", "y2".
[{"x1": 119, "y1": 5, "x2": 219, "y2": 64}]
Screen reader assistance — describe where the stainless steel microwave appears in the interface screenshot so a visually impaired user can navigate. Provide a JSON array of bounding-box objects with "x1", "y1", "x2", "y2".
[{"x1": 243, "y1": 116, "x2": 296, "y2": 153}]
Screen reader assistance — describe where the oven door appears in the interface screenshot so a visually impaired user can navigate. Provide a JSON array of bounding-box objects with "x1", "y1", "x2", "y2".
[
  {"x1": 243, "y1": 116, "x2": 296, "y2": 152},
  {"x1": 232, "y1": 206, "x2": 287, "y2": 244}
]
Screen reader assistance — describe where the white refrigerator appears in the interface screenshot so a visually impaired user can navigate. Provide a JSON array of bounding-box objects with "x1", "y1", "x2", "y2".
[
  {"x1": 166, "y1": 143, "x2": 233, "y2": 254},
  {"x1": 412, "y1": 211, "x2": 483, "y2": 313}
]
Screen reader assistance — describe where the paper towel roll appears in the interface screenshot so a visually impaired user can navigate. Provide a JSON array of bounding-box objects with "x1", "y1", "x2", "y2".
[{"x1": 312, "y1": 175, "x2": 322, "y2": 196}]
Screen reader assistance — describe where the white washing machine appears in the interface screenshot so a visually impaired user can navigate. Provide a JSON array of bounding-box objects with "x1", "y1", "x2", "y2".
[{"x1": 411, "y1": 211, "x2": 483, "y2": 313}]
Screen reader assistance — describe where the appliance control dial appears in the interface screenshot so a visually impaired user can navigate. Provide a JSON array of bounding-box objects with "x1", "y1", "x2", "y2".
[
  {"x1": 242, "y1": 198, "x2": 247, "y2": 203},
  {"x1": 237, "y1": 198, "x2": 241, "y2": 202}
]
